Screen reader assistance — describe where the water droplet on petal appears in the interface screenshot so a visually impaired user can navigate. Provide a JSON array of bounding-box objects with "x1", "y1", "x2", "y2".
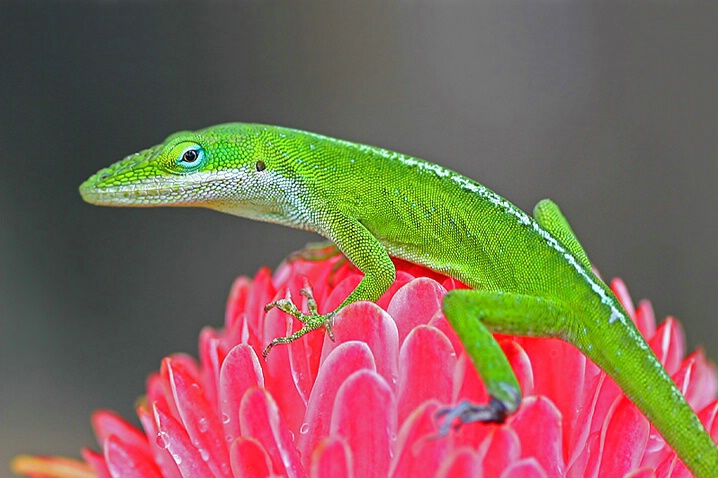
[
  {"x1": 225, "y1": 434, "x2": 234, "y2": 443},
  {"x1": 300, "y1": 422, "x2": 310, "y2": 434},
  {"x1": 156, "y1": 431, "x2": 170, "y2": 449},
  {"x1": 199, "y1": 448, "x2": 210, "y2": 462},
  {"x1": 221, "y1": 413, "x2": 231, "y2": 424},
  {"x1": 171, "y1": 452, "x2": 183, "y2": 465},
  {"x1": 198, "y1": 417, "x2": 209, "y2": 433}
]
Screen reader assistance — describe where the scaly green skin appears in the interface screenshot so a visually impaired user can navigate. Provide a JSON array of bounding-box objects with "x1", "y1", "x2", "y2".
[{"x1": 80, "y1": 123, "x2": 718, "y2": 476}]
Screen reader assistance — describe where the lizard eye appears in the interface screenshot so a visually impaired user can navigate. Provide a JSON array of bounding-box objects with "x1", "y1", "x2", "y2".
[{"x1": 176, "y1": 146, "x2": 204, "y2": 169}]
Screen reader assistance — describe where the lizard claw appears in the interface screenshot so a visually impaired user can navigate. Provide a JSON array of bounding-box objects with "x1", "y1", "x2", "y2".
[
  {"x1": 432, "y1": 397, "x2": 510, "y2": 439},
  {"x1": 300, "y1": 281, "x2": 319, "y2": 316},
  {"x1": 264, "y1": 290, "x2": 303, "y2": 318}
]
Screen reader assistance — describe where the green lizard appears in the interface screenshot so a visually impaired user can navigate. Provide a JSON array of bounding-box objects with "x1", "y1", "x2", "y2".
[{"x1": 79, "y1": 123, "x2": 718, "y2": 477}]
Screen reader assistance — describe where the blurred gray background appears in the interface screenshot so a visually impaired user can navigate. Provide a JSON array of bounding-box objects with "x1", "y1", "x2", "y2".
[{"x1": 1, "y1": 1, "x2": 716, "y2": 474}]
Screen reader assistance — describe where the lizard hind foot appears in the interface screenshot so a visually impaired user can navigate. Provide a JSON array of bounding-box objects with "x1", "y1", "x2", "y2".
[{"x1": 434, "y1": 397, "x2": 510, "y2": 437}]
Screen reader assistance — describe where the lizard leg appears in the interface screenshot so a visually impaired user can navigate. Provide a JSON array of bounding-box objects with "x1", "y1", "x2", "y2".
[
  {"x1": 436, "y1": 288, "x2": 568, "y2": 435},
  {"x1": 533, "y1": 198, "x2": 592, "y2": 270}
]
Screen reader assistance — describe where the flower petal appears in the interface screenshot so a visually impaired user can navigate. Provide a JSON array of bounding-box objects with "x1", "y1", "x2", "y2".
[
  {"x1": 317, "y1": 263, "x2": 415, "y2": 314},
  {"x1": 655, "y1": 453, "x2": 690, "y2": 478},
  {"x1": 500, "y1": 339, "x2": 534, "y2": 397},
  {"x1": 145, "y1": 373, "x2": 174, "y2": 424},
  {"x1": 160, "y1": 354, "x2": 202, "y2": 421},
  {"x1": 103, "y1": 435, "x2": 162, "y2": 478},
  {"x1": 377, "y1": 271, "x2": 417, "y2": 310},
  {"x1": 164, "y1": 356, "x2": 231, "y2": 477},
  {"x1": 499, "y1": 458, "x2": 548, "y2": 478},
  {"x1": 635, "y1": 300, "x2": 657, "y2": 339},
  {"x1": 263, "y1": 304, "x2": 307, "y2": 434},
  {"x1": 198, "y1": 327, "x2": 225, "y2": 413},
  {"x1": 137, "y1": 405, "x2": 182, "y2": 478},
  {"x1": 321, "y1": 274, "x2": 361, "y2": 313},
  {"x1": 674, "y1": 349, "x2": 718, "y2": 411},
  {"x1": 610, "y1": 278, "x2": 636, "y2": 321},
  {"x1": 152, "y1": 402, "x2": 215, "y2": 477},
  {"x1": 648, "y1": 317, "x2": 685, "y2": 375},
  {"x1": 389, "y1": 400, "x2": 450, "y2": 478},
  {"x1": 330, "y1": 370, "x2": 397, "y2": 478},
  {"x1": 624, "y1": 468, "x2": 657, "y2": 478},
  {"x1": 386, "y1": 278, "x2": 446, "y2": 345},
  {"x1": 229, "y1": 437, "x2": 273, "y2": 478},
  {"x1": 11, "y1": 455, "x2": 97, "y2": 478},
  {"x1": 427, "y1": 312, "x2": 464, "y2": 356},
  {"x1": 320, "y1": 301, "x2": 399, "y2": 391},
  {"x1": 698, "y1": 398, "x2": 718, "y2": 434},
  {"x1": 239, "y1": 387, "x2": 305, "y2": 478},
  {"x1": 436, "y1": 447, "x2": 481, "y2": 478},
  {"x1": 270, "y1": 273, "x2": 324, "y2": 405},
  {"x1": 298, "y1": 341, "x2": 376, "y2": 467},
  {"x1": 229, "y1": 269, "x2": 255, "y2": 334},
  {"x1": 91, "y1": 410, "x2": 150, "y2": 459},
  {"x1": 519, "y1": 336, "x2": 587, "y2": 451},
  {"x1": 475, "y1": 427, "x2": 520, "y2": 477},
  {"x1": 397, "y1": 325, "x2": 455, "y2": 423},
  {"x1": 81, "y1": 449, "x2": 111, "y2": 478},
  {"x1": 596, "y1": 397, "x2": 650, "y2": 478},
  {"x1": 281, "y1": 256, "x2": 353, "y2": 307},
  {"x1": 245, "y1": 267, "x2": 276, "y2": 342},
  {"x1": 566, "y1": 371, "x2": 621, "y2": 476},
  {"x1": 219, "y1": 344, "x2": 264, "y2": 446},
  {"x1": 309, "y1": 436, "x2": 354, "y2": 478},
  {"x1": 288, "y1": 330, "x2": 323, "y2": 406},
  {"x1": 508, "y1": 395, "x2": 566, "y2": 477}
]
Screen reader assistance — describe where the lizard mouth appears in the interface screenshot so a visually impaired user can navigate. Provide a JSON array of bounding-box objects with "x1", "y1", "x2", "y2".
[
  {"x1": 79, "y1": 170, "x2": 236, "y2": 207},
  {"x1": 79, "y1": 180, "x2": 182, "y2": 206}
]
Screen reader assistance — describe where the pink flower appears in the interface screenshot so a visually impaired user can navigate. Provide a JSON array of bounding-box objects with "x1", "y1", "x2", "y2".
[{"x1": 13, "y1": 255, "x2": 718, "y2": 477}]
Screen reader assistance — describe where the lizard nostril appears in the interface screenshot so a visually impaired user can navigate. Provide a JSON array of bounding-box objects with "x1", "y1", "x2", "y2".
[{"x1": 100, "y1": 173, "x2": 109, "y2": 180}]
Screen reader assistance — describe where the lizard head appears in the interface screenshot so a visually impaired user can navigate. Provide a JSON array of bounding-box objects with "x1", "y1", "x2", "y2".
[{"x1": 79, "y1": 124, "x2": 274, "y2": 208}]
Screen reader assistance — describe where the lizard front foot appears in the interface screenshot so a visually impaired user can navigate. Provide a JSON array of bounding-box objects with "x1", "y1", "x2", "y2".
[{"x1": 262, "y1": 285, "x2": 335, "y2": 359}]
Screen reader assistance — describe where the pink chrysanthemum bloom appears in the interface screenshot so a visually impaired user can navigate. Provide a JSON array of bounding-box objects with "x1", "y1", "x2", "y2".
[{"x1": 13, "y1": 255, "x2": 718, "y2": 478}]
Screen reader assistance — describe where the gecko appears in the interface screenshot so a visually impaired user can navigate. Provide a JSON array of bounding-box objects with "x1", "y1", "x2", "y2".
[{"x1": 79, "y1": 123, "x2": 718, "y2": 476}]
